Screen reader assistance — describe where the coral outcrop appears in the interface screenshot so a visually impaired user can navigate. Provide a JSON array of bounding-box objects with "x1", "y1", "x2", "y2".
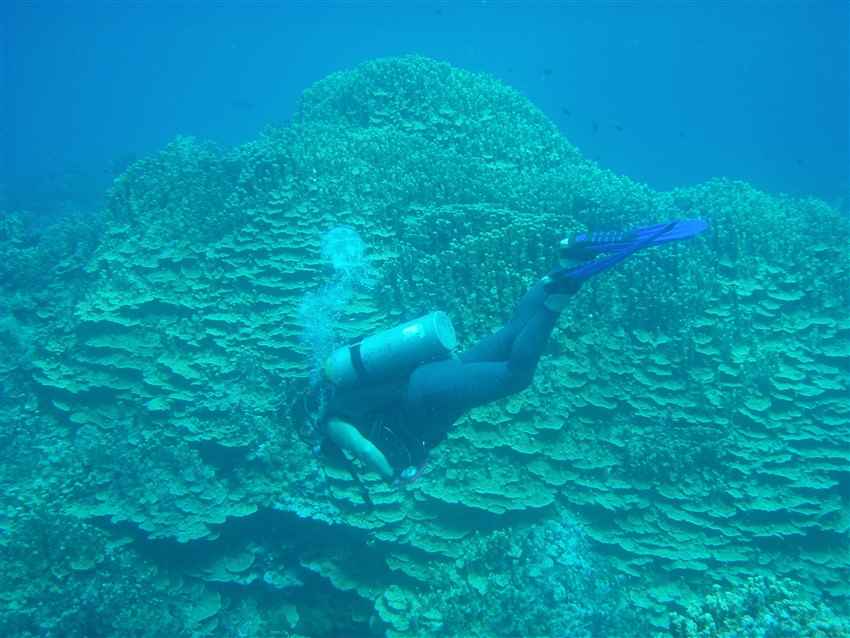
[{"x1": 1, "y1": 55, "x2": 847, "y2": 637}]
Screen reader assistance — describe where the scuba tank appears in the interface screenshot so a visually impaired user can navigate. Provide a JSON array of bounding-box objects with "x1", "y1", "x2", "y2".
[{"x1": 323, "y1": 311, "x2": 457, "y2": 390}]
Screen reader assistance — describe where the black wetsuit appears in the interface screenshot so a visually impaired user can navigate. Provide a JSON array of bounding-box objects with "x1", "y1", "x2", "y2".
[{"x1": 325, "y1": 279, "x2": 560, "y2": 469}]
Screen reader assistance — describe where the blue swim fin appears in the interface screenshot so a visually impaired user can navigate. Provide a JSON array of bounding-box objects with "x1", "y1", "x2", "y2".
[
  {"x1": 545, "y1": 218, "x2": 708, "y2": 293},
  {"x1": 560, "y1": 218, "x2": 709, "y2": 262}
]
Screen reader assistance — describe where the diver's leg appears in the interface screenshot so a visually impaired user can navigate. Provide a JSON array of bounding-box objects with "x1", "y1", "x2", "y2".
[
  {"x1": 408, "y1": 357, "x2": 548, "y2": 416},
  {"x1": 460, "y1": 278, "x2": 561, "y2": 364},
  {"x1": 504, "y1": 283, "x2": 560, "y2": 382},
  {"x1": 407, "y1": 357, "x2": 516, "y2": 415},
  {"x1": 423, "y1": 219, "x2": 710, "y2": 409},
  {"x1": 409, "y1": 284, "x2": 560, "y2": 413}
]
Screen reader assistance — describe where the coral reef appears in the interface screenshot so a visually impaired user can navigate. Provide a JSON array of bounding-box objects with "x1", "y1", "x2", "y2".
[
  {"x1": 670, "y1": 576, "x2": 850, "y2": 638},
  {"x1": 0, "y1": 55, "x2": 847, "y2": 637}
]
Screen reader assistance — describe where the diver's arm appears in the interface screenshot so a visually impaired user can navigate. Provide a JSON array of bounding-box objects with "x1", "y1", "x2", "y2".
[{"x1": 326, "y1": 418, "x2": 395, "y2": 479}]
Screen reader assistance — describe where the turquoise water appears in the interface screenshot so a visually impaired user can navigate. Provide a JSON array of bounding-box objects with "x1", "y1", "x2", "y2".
[{"x1": 1, "y1": 4, "x2": 849, "y2": 638}]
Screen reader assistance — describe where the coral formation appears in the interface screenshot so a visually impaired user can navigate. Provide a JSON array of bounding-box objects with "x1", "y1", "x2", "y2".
[
  {"x1": 669, "y1": 576, "x2": 850, "y2": 637},
  {"x1": 0, "y1": 55, "x2": 847, "y2": 637}
]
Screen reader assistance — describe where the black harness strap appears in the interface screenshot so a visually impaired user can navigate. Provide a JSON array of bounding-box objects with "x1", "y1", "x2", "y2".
[{"x1": 349, "y1": 343, "x2": 368, "y2": 381}]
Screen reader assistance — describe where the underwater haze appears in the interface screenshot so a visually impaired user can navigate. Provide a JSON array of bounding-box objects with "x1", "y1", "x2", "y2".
[
  {"x1": 1, "y1": 3, "x2": 850, "y2": 638},
  {"x1": 4, "y1": 2, "x2": 848, "y2": 217}
]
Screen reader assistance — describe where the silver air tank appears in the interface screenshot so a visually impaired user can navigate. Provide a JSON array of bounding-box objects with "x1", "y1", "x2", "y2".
[{"x1": 323, "y1": 311, "x2": 457, "y2": 390}]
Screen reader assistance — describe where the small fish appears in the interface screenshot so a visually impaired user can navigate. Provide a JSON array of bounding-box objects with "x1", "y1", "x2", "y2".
[
  {"x1": 592, "y1": 120, "x2": 599, "y2": 134},
  {"x1": 561, "y1": 107, "x2": 571, "y2": 117},
  {"x1": 614, "y1": 124, "x2": 624, "y2": 132},
  {"x1": 542, "y1": 68, "x2": 553, "y2": 78}
]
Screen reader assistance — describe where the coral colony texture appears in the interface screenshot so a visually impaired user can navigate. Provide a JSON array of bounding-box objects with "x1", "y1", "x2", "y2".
[{"x1": 1, "y1": 56, "x2": 848, "y2": 637}]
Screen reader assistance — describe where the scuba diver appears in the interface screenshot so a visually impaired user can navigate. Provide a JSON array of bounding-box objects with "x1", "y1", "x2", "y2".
[{"x1": 305, "y1": 219, "x2": 708, "y2": 484}]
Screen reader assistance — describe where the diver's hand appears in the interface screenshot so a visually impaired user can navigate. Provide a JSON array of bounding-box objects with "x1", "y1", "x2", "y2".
[{"x1": 326, "y1": 418, "x2": 395, "y2": 479}]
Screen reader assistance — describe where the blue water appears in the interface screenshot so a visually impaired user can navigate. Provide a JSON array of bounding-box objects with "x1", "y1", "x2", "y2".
[
  {"x1": 3, "y1": 1, "x2": 848, "y2": 220},
  {"x1": 3, "y1": 4, "x2": 850, "y2": 637}
]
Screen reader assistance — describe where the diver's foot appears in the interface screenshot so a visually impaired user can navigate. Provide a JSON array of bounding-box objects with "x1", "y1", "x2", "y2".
[
  {"x1": 557, "y1": 237, "x2": 575, "y2": 268},
  {"x1": 541, "y1": 272, "x2": 581, "y2": 312},
  {"x1": 544, "y1": 235, "x2": 592, "y2": 311},
  {"x1": 558, "y1": 230, "x2": 633, "y2": 266}
]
